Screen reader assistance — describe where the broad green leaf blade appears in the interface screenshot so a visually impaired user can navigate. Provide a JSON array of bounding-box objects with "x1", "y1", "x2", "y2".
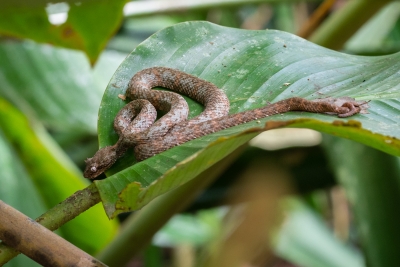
[
  {"x1": 0, "y1": 129, "x2": 47, "y2": 219},
  {"x1": 323, "y1": 137, "x2": 400, "y2": 267},
  {"x1": 274, "y1": 198, "x2": 365, "y2": 267},
  {"x1": 0, "y1": 129, "x2": 45, "y2": 267},
  {"x1": 0, "y1": 98, "x2": 118, "y2": 254},
  {"x1": 345, "y1": 2, "x2": 400, "y2": 54},
  {"x1": 94, "y1": 21, "x2": 400, "y2": 218},
  {"x1": 0, "y1": 1, "x2": 125, "y2": 63},
  {"x1": 0, "y1": 41, "x2": 126, "y2": 134}
]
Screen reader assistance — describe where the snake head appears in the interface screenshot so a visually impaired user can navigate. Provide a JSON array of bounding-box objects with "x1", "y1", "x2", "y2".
[{"x1": 84, "y1": 146, "x2": 118, "y2": 179}]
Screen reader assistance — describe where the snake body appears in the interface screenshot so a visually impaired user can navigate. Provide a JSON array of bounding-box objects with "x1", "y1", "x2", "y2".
[
  {"x1": 126, "y1": 67, "x2": 230, "y2": 140},
  {"x1": 84, "y1": 67, "x2": 361, "y2": 179}
]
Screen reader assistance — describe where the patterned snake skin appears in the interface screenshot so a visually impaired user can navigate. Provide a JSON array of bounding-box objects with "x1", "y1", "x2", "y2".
[{"x1": 84, "y1": 67, "x2": 362, "y2": 179}]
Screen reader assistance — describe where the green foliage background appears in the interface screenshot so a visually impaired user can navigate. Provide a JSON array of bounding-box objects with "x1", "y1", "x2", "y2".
[{"x1": 0, "y1": 1, "x2": 400, "y2": 267}]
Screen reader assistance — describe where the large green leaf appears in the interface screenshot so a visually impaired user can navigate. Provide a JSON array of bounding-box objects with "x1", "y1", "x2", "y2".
[
  {"x1": 0, "y1": 39, "x2": 125, "y2": 262},
  {"x1": 323, "y1": 137, "x2": 400, "y2": 266},
  {"x1": 0, "y1": 0, "x2": 125, "y2": 63},
  {"x1": 94, "y1": 21, "x2": 400, "y2": 218},
  {"x1": 0, "y1": 128, "x2": 44, "y2": 267},
  {"x1": 0, "y1": 98, "x2": 118, "y2": 255},
  {"x1": 0, "y1": 41, "x2": 126, "y2": 134}
]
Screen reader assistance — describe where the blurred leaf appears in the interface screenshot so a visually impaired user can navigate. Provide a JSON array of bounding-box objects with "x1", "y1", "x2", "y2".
[
  {"x1": 0, "y1": 0, "x2": 125, "y2": 62},
  {"x1": 0, "y1": 129, "x2": 47, "y2": 218},
  {"x1": 152, "y1": 198, "x2": 365, "y2": 267},
  {"x1": 274, "y1": 3, "x2": 296, "y2": 33},
  {"x1": 0, "y1": 41, "x2": 126, "y2": 134},
  {"x1": 323, "y1": 137, "x2": 400, "y2": 266},
  {"x1": 143, "y1": 245, "x2": 163, "y2": 267},
  {"x1": 274, "y1": 198, "x2": 365, "y2": 267},
  {"x1": 0, "y1": 98, "x2": 118, "y2": 254},
  {"x1": 0, "y1": 129, "x2": 44, "y2": 267},
  {"x1": 107, "y1": 16, "x2": 180, "y2": 53},
  {"x1": 345, "y1": 2, "x2": 400, "y2": 54},
  {"x1": 309, "y1": 0, "x2": 391, "y2": 50},
  {"x1": 153, "y1": 208, "x2": 223, "y2": 247},
  {"x1": 93, "y1": 21, "x2": 400, "y2": 218}
]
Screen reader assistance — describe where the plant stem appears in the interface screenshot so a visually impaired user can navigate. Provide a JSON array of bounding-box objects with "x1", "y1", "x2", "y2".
[
  {"x1": 297, "y1": 0, "x2": 336, "y2": 38},
  {"x1": 309, "y1": 0, "x2": 391, "y2": 49},
  {"x1": 0, "y1": 183, "x2": 101, "y2": 265},
  {"x1": 0, "y1": 199, "x2": 105, "y2": 267}
]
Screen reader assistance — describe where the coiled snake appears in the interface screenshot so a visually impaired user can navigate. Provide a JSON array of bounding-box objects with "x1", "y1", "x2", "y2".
[{"x1": 84, "y1": 67, "x2": 362, "y2": 179}]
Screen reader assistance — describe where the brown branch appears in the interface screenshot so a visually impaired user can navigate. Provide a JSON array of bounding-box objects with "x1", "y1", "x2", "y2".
[
  {"x1": 0, "y1": 183, "x2": 101, "y2": 265},
  {"x1": 297, "y1": 0, "x2": 337, "y2": 39},
  {"x1": 0, "y1": 199, "x2": 106, "y2": 267}
]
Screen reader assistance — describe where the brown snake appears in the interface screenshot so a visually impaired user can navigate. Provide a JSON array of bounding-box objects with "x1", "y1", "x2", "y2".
[{"x1": 84, "y1": 67, "x2": 362, "y2": 179}]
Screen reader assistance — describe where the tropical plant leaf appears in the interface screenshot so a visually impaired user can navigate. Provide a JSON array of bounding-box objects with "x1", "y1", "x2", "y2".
[
  {"x1": 0, "y1": 0, "x2": 125, "y2": 63},
  {"x1": 0, "y1": 41, "x2": 126, "y2": 134},
  {"x1": 323, "y1": 136, "x2": 400, "y2": 266},
  {"x1": 0, "y1": 128, "x2": 46, "y2": 267},
  {"x1": 274, "y1": 198, "x2": 365, "y2": 267},
  {"x1": 93, "y1": 21, "x2": 400, "y2": 218},
  {"x1": 345, "y1": 2, "x2": 400, "y2": 54},
  {"x1": 0, "y1": 98, "x2": 118, "y2": 254}
]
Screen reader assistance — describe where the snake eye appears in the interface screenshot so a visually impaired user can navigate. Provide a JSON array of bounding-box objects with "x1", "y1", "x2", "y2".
[{"x1": 90, "y1": 166, "x2": 97, "y2": 173}]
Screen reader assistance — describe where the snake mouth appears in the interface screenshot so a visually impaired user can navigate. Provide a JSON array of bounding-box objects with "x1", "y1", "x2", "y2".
[{"x1": 83, "y1": 146, "x2": 119, "y2": 179}]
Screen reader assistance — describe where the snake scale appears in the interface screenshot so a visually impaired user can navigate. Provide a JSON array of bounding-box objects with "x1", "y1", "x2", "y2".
[{"x1": 84, "y1": 67, "x2": 362, "y2": 179}]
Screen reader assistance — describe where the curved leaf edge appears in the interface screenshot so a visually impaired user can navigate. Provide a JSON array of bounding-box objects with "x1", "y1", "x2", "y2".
[
  {"x1": 96, "y1": 117, "x2": 399, "y2": 218},
  {"x1": 93, "y1": 21, "x2": 400, "y2": 218}
]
